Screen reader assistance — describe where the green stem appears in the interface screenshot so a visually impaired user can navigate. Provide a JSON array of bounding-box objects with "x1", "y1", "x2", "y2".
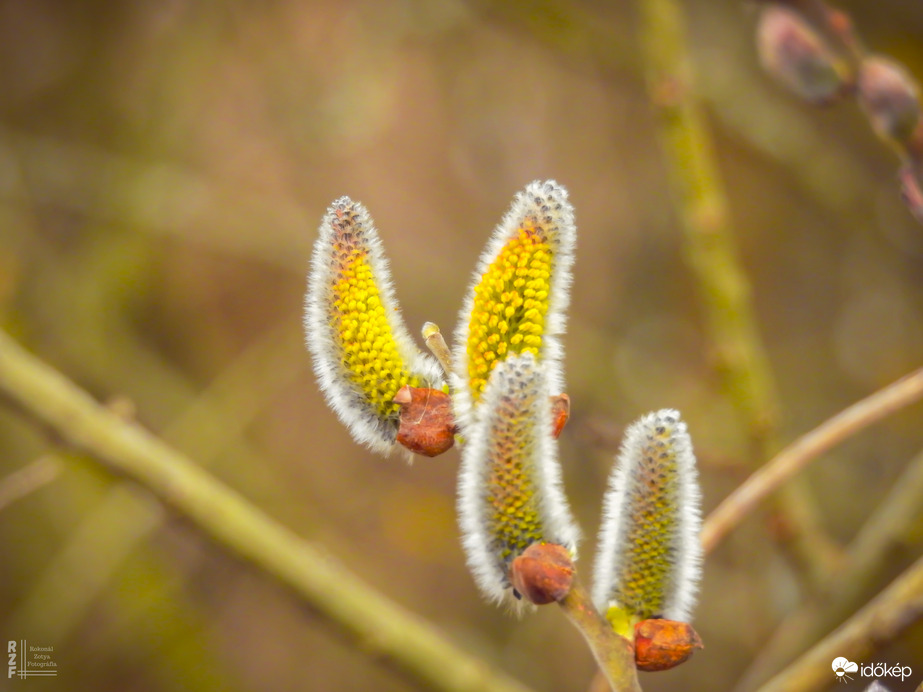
[
  {"x1": 636, "y1": 0, "x2": 839, "y2": 578},
  {"x1": 6, "y1": 320, "x2": 306, "y2": 644},
  {"x1": 558, "y1": 580, "x2": 641, "y2": 692},
  {"x1": 637, "y1": 0, "x2": 777, "y2": 439},
  {"x1": 0, "y1": 329, "x2": 533, "y2": 692}
]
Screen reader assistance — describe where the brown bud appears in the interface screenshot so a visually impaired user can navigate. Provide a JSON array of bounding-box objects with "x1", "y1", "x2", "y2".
[
  {"x1": 757, "y1": 5, "x2": 848, "y2": 105},
  {"x1": 634, "y1": 619, "x2": 703, "y2": 672},
  {"x1": 550, "y1": 393, "x2": 570, "y2": 439},
  {"x1": 509, "y1": 542, "x2": 575, "y2": 605},
  {"x1": 858, "y1": 56, "x2": 921, "y2": 144},
  {"x1": 394, "y1": 386, "x2": 456, "y2": 457}
]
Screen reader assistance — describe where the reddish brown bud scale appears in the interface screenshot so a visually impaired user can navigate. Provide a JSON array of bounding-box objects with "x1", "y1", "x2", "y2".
[
  {"x1": 509, "y1": 542, "x2": 575, "y2": 605},
  {"x1": 394, "y1": 386, "x2": 456, "y2": 457},
  {"x1": 550, "y1": 393, "x2": 570, "y2": 439},
  {"x1": 633, "y1": 619, "x2": 703, "y2": 672}
]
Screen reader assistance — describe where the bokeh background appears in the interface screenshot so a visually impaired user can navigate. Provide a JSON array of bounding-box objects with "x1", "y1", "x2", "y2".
[{"x1": 2, "y1": 1, "x2": 923, "y2": 691}]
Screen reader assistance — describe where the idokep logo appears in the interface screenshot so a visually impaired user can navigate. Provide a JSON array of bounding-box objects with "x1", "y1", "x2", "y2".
[
  {"x1": 832, "y1": 657, "x2": 913, "y2": 685},
  {"x1": 833, "y1": 657, "x2": 859, "y2": 682}
]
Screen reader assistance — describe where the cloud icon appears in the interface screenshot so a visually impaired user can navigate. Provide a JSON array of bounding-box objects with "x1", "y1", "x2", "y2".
[{"x1": 832, "y1": 657, "x2": 859, "y2": 675}]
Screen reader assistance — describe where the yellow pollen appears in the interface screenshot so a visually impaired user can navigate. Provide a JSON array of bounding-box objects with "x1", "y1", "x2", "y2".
[
  {"x1": 332, "y1": 248, "x2": 421, "y2": 419},
  {"x1": 466, "y1": 228, "x2": 553, "y2": 400},
  {"x1": 614, "y1": 429, "x2": 682, "y2": 619},
  {"x1": 485, "y1": 391, "x2": 545, "y2": 567}
]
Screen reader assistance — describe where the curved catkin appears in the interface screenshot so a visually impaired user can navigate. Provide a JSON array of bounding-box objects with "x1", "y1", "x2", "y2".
[
  {"x1": 452, "y1": 180, "x2": 575, "y2": 434},
  {"x1": 458, "y1": 352, "x2": 580, "y2": 607},
  {"x1": 304, "y1": 197, "x2": 444, "y2": 455},
  {"x1": 592, "y1": 409, "x2": 702, "y2": 622}
]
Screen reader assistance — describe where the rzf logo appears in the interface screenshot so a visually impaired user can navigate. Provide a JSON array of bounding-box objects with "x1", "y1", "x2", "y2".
[{"x1": 8, "y1": 641, "x2": 16, "y2": 679}]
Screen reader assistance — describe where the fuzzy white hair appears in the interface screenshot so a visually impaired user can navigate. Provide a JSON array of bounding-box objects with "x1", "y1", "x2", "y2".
[
  {"x1": 458, "y1": 352, "x2": 580, "y2": 608},
  {"x1": 450, "y1": 180, "x2": 576, "y2": 435},
  {"x1": 592, "y1": 409, "x2": 702, "y2": 622},
  {"x1": 304, "y1": 196, "x2": 444, "y2": 456}
]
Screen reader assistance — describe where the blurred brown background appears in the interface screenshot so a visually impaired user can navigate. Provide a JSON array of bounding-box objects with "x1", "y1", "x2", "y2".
[{"x1": 1, "y1": 1, "x2": 923, "y2": 691}]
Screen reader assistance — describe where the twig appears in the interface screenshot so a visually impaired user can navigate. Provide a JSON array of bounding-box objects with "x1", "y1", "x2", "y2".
[
  {"x1": 751, "y1": 0, "x2": 923, "y2": 222},
  {"x1": 557, "y1": 580, "x2": 641, "y2": 692},
  {"x1": 636, "y1": 0, "x2": 838, "y2": 577},
  {"x1": 6, "y1": 320, "x2": 304, "y2": 643},
  {"x1": 422, "y1": 321, "x2": 454, "y2": 377},
  {"x1": 637, "y1": 0, "x2": 777, "y2": 444},
  {"x1": 703, "y1": 366, "x2": 923, "y2": 553},
  {"x1": 0, "y1": 329, "x2": 534, "y2": 692},
  {"x1": 842, "y1": 446, "x2": 923, "y2": 592},
  {"x1": 0, "y1": 456, "x2": 60, "y2": 512},
  {"x1": 753, "y1": 553, "x2": 923, "y2": 692},
  {"x1": 734, "y1": 445, "x2": 923, "y2": 689}
]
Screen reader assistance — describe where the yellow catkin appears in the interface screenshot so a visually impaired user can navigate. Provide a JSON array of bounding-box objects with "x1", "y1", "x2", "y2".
[
  {"x1": 614, "y1": 426, "x2": 680, "y2": 618},
  {"x1": 484, "y1": 391, "x2": 543, "y2": 561},
  {"x1": 467, "y1": 227, "x2": 552, "y2": 400},
  {"x1": 331, "y1": 248, "x2": 420, "y2": 419}
]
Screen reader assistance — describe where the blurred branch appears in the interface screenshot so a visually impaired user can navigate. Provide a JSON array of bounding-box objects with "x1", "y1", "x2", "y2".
[
  {"x1": 637, "y1": 0, "x2": 777, "y2": 440},
  {"x1": 2, "y1": 182, "x2": 266, "y2": 687},
  {"x1": 841, "y1": 447, "x2": 923, "y2": 597},
  {"x1": 6, "y1": 320, "x2": 304, "y2": 643},
  {"x1": 703, "y1": 366, "x2": 923, "y2": 553},
  {"x1": 5, "y1": 476, "x2": 163, "y2": 637},
  {"x1": 5, "y1": 163, "x2": 319, "y2": 686},
  {"x1": 0, "y1": 456, "x2": 60, "y2": 512},
  {"x1": 752, "y1": 0, "x2": 923, "y2": 222},
  {"x1": 468, "y1": 1, "x2": 898, "y2": 244},
  {"x1": 0, "y1": 329, "x2": 534, "y2": 692},
  {"x1": 752, "y1": 553, "x2": 923, "y2": 692},
  {"x1": 737, "y1": 444, "x2": 923, "y2": 689},
  {"x1": 635, "y1": 0, "x2": 838, "y2": 577}
]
